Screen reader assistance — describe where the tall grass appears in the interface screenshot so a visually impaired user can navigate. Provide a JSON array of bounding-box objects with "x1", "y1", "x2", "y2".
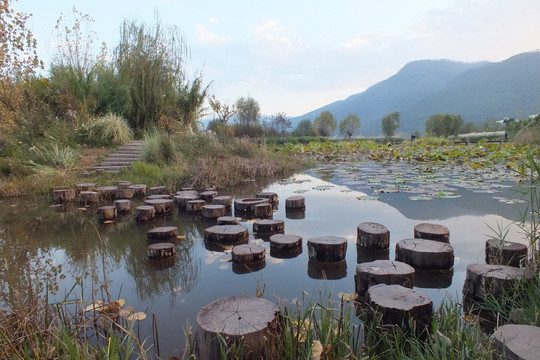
[
  {"x1": 27, "y1": 141, "x2": 79, "y2": 173},
  {"x1": 76, "y1": 113, "x2": 133, "y2": 147}
]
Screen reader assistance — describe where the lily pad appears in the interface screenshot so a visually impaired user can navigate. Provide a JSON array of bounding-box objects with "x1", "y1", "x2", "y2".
[
  {"x1": 408, "y1": 195, "x2": 434, "y2": 201},
  {"x1": 356, "y1": 195, "x2": 380, "y2": 201}
]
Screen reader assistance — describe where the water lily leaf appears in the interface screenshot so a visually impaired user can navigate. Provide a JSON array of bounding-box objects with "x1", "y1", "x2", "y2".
[
  {"x1": 356, "y1": 195, "x2": 380, "y2": 201},
  {"x1": 127, "y1": 312, "x2": 146, "y2": 321},
  {"x1": 312, "y1": 185, "x2": 333, "y2": 191},
  {"x1": 293, "y1": 189, "x2": 309, "y2": 194},
  {"x1": 408, "y1": 195, "x2": 434, "y2": 201}
]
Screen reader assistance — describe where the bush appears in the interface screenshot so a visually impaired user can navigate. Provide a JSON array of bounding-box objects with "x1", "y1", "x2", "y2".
[
  {"x1": 27, "y1": 142, "x2": 79, "y2": 172},
  {"x1": 76, "y1": 113, "x2": 133, "y2": 147},
  {"x1": 142, "y1": 130, "x2": 178, "y2": 164}
]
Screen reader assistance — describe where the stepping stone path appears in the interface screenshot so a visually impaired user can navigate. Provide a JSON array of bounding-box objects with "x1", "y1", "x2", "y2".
[
  {"x1": 355, "y1": 260, "x2": 415, "y2": 299},
  {"x1": 414, "y1": 223, "x2": 450, "y2": 243},
  {"x1": 91, "y1": 140, "x2": 146, "y2": 173},
  {"x1": 485, "y1": 239, "x2": 528, "y2": 267},
  {"x1": 395, "y1": 238, "x2": 454, "y2": 270},
  {"x1": 493, "y1": 324, "x2": 540, "y2": 360},
  {"x1": 463, "y1": 264, "x2": 533, "y2": 301}
]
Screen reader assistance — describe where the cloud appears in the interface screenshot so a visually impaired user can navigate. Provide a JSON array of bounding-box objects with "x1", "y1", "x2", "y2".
[
  {"x1": 195, "y1": 24, "x2": 231, "y2": 46},
  {"x1": 254, "y1": 20, "x2": 294, "y2": 49}
]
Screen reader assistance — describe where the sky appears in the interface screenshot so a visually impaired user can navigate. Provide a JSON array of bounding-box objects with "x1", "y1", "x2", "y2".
[{"x1": 16, "y1": 0, "x2": 540, "y2": 117}]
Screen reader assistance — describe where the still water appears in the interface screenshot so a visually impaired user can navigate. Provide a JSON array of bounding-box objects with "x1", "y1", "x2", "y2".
[{"x1": 0, "y1": 161, "x2": 528, "y2": 357}]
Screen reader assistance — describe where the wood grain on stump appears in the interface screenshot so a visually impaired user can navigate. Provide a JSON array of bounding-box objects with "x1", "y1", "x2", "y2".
[
  {"x1": 307, "y1": 236, "x2": 347, "y2": 263},
  {"x1": 217, "y1": 216, "x2": 239, "y2": 225},
  {"x1": 135, "y1": 205, "x2": 155, "y2": 222},
  {"x1": 75, "y1": 183, "x2": 96, "y2": 192},
  {"x1": 144, "y1": 199, "x2": 173, "y2": 214},
  {"x1": 463, "y1": 264, "x2": 533, "y2": 301},
  {"x1": 97, "y1": 186, "x2": 118, "y2": 201},
  {"x1": 357, "y1": 222, "x2": 390, "y2": 249},
  {"x1": 128, "y1": 184, "x2": 147, "y2": 197},
  {"x1": 232, "y1": 244, "x2": 266, "y2": 263},
  {"x1": 199, "y1": 190, "x2": 218, "y2": 202},
  {"x1": 174, "y1": 194, "x2": 199, "y2": 209},
  {"x1": 53, "y1": 188, "x2": 76, "y2": 203},
  {"x1": 308, "y1": 260, "x2": 347, "y2": 280},
  {"x1": 485, "y1": 239, "x2": 528, "y2": 267},
  {"x1": 149, "y1": 186, "x2": 167, "y2": 195},
  {"x1": 97, "y1": 205, "x2": 117, "y2": 222},
  {"x1": 147, "y1": 226, "x2": 178, "y2": 242},
  {"x1": 204, "y1": 225, "x2": 249, "y2": 244},
  {"x1": 186, "y1": 199, "x2": 206, "y2": 212},
  {"x1": 196, "y1": 296, "x2": 280, "y2": 360},
  {"x1": 396, "y1": 238, "x2": 454, "y2": 270},
  {"x1": 202, "y1": 204, "x2": 226, "y2": 219},
  {"x1": 115, "y1": 188, "x2": 134, "y2": 200},
  {"x1": 256, "y1": 192, "x2": 278, "y2": 203},
  {"x1": 269, "y1": 234, "x2": 302, "y2": 252},
  {"x1": 355, "y1": 260, "x2": 415, "y2": 299},
  {"x1": 114, "y1": 199, "x2": 132, "y2": 213},
  {"x1": 234, "y1": 198, "x2": 270, "y2": 212},
  {"x1": 212, "y1": 195, "x2": 233, "y2": 208},
  {"x1": 366, "y1": 284, "x2": 433, "y2": 335},
  {"x1": 253, "y1": 219, "x2": 284, "y2": 234},
  {"x1": 147, "y1": 242, "x2": 176, "y2": 259},
  {"x1": 285, "y1": 195, "x2": 305, "y2": 209},
  {"x1": 414, "y1": 223, "x2": 450, "y2": 243},
  {"x1": 78, "y1": 191, "x2": 99, "y2": 205},
  {"x1": 493, "y1": 324, "x2": 540, "y2": 360},
  {"x1": 254, "y1": 203, "x2": 273, "y2": 219}
]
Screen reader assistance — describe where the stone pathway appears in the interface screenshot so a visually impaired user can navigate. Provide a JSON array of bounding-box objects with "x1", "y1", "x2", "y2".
[{"x1": 91, "y1": 140, "x2": 145, "y2": 173}]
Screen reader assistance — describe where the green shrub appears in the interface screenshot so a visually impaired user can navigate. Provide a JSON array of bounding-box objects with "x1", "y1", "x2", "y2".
[
  {"x1": 27, "y1": 142, "x2": 79, "y2": 172},
  {"x1": 76, "y1": 113, "x2": 133, "y2": 147},
  {"x1": 142, "y1": 130, "x2": 179, "y2": 164}
]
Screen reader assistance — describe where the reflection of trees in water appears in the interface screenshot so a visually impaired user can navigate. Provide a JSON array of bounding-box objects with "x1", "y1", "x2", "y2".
[{"x1": 312, "y1": 166, "x2": 336, "y2": 182}]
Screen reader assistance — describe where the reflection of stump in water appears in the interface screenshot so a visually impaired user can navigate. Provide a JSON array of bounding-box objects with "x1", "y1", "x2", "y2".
[
  {"x1": 485, "y1": 239, "x2": 527, "y2": 267},
  {"x1": 414, "y1": 223, "x2": 450, "y2": 243},
  {"x1": 97, "y1": 205, "x2": 117, "y2": 222},
  {"x1": 357, "y1": 222, "x2": 390, "y2": 249},
  {"x1": 128, "y1": 184, "x2": 147, "y2": 197},
  {"x1": 114, "y1": 199, "x2": 132, "y2": 213},
  {"x1": 354, "y1": 260, "x2": 415, "y2": 300},
  {"x1": 212, "y1": 195, "x2": 233, "y2": 208},
  {"x1": 286, "y1": 208, "x2": 305, "y2": 219},
  {"x1": 307, "y1": 236, "x2": 347, "y2": 263},
  {"x1": 395, "y1": 238, "x2": 454, "y2": 270},
  {"x1": 414, "y1": 269, "x2": 453, "y2": 289},
  {"x1": 217, "y1": 216, "x2": 239, "y2": 225},
  {"x1": 493, "y1": 324, "x2": 540, "y2": 360},
  {"x1": 232, "y1": 260, "x2": 266, "y2": 274},
  {"x1": 135, "y1": 205, "x2": 155, "y2": 222},
  {"x1": 356, "y1": 248, "x2": 389, "y2": 263},
  {"x1": 196, "y1": 296, "x2": 280, "y2": 360},
  {"x1": 308, "y1": 260, "x2": 347, "y2": 280}
]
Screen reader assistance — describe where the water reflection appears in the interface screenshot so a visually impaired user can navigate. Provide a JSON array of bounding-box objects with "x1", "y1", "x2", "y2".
[
  {"x1": 307, "y1": 260, "x2": 347, "y2": 280},
  {"x1": 356, "y1": 248, "x2": 390, "y2": 263}
]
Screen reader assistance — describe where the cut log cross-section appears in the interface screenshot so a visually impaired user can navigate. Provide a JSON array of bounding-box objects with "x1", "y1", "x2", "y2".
[
  {"x1": 135, "y1": 205, "x2": 155, "y2": 222},
  {"x1": 355, "y1": 260, "x2": 415, "y2": 299},
  {"x1": 357, "y1": 222, "x2": 390, "y2": 249},
  {"x1": 307, "y1": 236, "x2": 347, "y2": 263},
  {"x1": 204, "y1": 225, "x2": 249, "y2": 244},
  {"x1": 395, "y1": 238, "x2": 454, "y2": 270},
  {"x1": 414, "y1": 223, "x2": 450, "y2": 243},
  {"x1": 202, "y1": 204, "x2": 226, "y2": 219},
  {"x1": 485, "y1": 239, "x2": 528, "y2": 267}
]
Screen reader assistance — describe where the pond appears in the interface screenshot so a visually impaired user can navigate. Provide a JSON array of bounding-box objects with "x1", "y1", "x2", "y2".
[{"x1": 0, "y1": 160, "x2": 529, "y2": 358}]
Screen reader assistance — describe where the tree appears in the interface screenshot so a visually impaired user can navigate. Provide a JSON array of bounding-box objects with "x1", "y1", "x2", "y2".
[
  {"x1": 381, "y1": 111, "x2": 400, "y2": 137},
  {"x1": 339, "y1": 113, "x2": 361, "y2": 139},
  {"x1": 209, "y1": 95, "x2": 237, "y2": 126},
  {"x1": 235, "y1": 96, "x2": 261, "y2": 126},
  {"x1": 425, "y1": 113, "x2": 463, "y2": 137},
  {"x1": 292, "y1": 119, "x2": 316, "y2": 137},
  {"x1": 313, "y1": 111, "x2": 337, "y2": 137},
  {"x1": 174, "y1": 74, "x2": 210, "y2": 131},
  {"x1": 267, "y1": 112, "x2": 291, "y2": 135}
]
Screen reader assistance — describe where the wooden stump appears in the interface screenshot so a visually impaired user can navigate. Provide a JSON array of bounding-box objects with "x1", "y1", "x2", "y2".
[
  {"x1": 180, "y1": 187, "x2": 196, "y2": 192},
  {"x1": 366, "y1": 284, "x2": 433, "y2": 335},
  {"x1": 463, "y1": 264, "x2": 533, "y2": 301},
  {"x1": 115, "y1": 188, "x2": 134, "y2": 200},
  {"x1": 308, "y1": 260, "x2": 347, "y2": 280},
  {"x1": 254, "y1": 203, "x2": 273, "y2": 219},
  {"x1": 253, "y1": 219, "x2": 284, "y2": 235},
  {"x1": 285, "y1": 195, "x2": 305, "y2": 209},
  {"x1": 202, "y1": 205, "x2": 226, "y2": 219},
  {"x1": 485, "y1": 239, "x2": 528, "y2": 267},
  {"x1": 147, "y1": 242, "x2": 176, "y2": 259},
  {"x1": 212, "y1": 195, "x2": 233, "y2": 208},
  {"x1": 396, "y1": 238, "x2": 454, "y2": 270},
  {"x1": 414, "y1": 269, "x2": 453, "y2": 289},
  {"x1": 144, "y1": 199, "x2": 173, "y2": 214},
  {"x1": 199, "y1": 190, "x2": 218, "y2": 202},
  {"x1": 204, "y1": 225, "x2": 249, "y2": 244},
  {"x1": 269, "y1": 234, "x2": 302, "y2": 252},
  {"x1": 114, "y1": 199, "x2": 132, "y2": 213},
  {"x1": 186, "y1": 199, "x2": 206, "y2": 212},
  {"x1": 232, "y1": 244, "x2": 266, "y2": 263},
  {"x1": 97, "y1": 186, "x2": 118, "y2": 201},
  {"x1": 493, "y1": 324, "x2": 540, "y2": 360},
  {"x1": 75, "y1": 183, "x2": 96, "y2": 193},
  {"x1": 357, "y1": 222, "x2": 390, "y2": 249},
  {"x1": 355, "y1": 260, "x2": 415, "y2": 299},
  {"x1": 128, "y1": 184, "x2": 147, "y2": 197},
  {"x1": 196, "y1": 296, "x2": 280, "y2": 360},
  {"x1": 147, "y1": 226, "x2": 178, "y2": 242},
  {"x1": 53, "y1": 188, "x2": 76, "y2": 203},
  {"x1": 256, "y1": 192, "x2": 278, "y2": 203},
  {"x1": 97, "y1": 205, "x2": 117, "y2": 222},
  {"x1": 146, "y1": 194, "x2": 172, "y2": 200},
  {"x1": 135, "y1": 205, "x2": 155, "y2": 222},
  {"x1": 174, "y1": 194, "x2": 199, "y2": 209},
  {"x1": 307, "y1": 236, "x2": 347, "y2": 263},
  {"x1": 217, "y1": 216, "x2": 239, "y2": 225},
  {"x1": 149, "y1": 186, "x2": 168, "y2": 195},
  {"x1": 234, "y1": 198, "x2": 270, "y2": 212},
  {"x1": 414, "y1": 223, "x2": 450, "y2": 243},
  {"x1": 78, "y1": 191, "x2": 99, "y2": 206},
  {"x1": 117, "y1": 181, "x2": 131, "y2": 189},
  {"x1": 286, "y1": 208, "x2": 305, "y2": 219},
  {"x1": 177, "y1": 189, "x2": 199, "y2": 196},
  {"x1": 357, "y1": 248, "x2": 389, "y2": 263}
]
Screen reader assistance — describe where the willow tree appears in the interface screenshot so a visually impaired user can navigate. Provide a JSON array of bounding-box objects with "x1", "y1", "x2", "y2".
[
  {"x1": 175, "y1": 74, "x2": 210, "y2": 131},
  {"x1": 313, "y1": 111, "x2": 337, "y2": 137}
]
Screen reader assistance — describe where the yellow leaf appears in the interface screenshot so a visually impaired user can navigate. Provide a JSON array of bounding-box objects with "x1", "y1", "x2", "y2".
[
  {"x1": 84, "y1": 300, "x2": 104, "y2": 313},
  {"x1": 177, "y1": 235, "x2": 185, "y2": 239},
  {"x1": 338, "y1": 292, "x2": 357, "y2": 302},
  {"x1": 104, "y1": 220, "x2": 115, "y2": 224},
  {"x1": 311, "y1": 340, "x2": 323, "y2": 360},
  {"x1": 127, "y1": 311, "x2": 147, "y2": 321}
]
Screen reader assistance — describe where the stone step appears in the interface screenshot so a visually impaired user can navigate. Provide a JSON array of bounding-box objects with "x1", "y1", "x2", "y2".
[
  {"x1": 100, "y1": 161, "x2": 136, "y2": 167},
  {"x1": 103, "y1": 155, "x2": 141, "y2": 160},
  {"x1": 92, "y1": 165, "x2": 130, "y2": 171}
]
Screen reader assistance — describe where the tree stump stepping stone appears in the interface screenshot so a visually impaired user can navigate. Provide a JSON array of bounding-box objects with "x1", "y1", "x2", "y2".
[
  {"x1": 115, "y1": 188, "x2": 134, "y2": 200},
  {"x1": 463, "y1": 264, "x2": 533, "y2": 301},
  {"x1": 177, "y1": 189, "x2": 199, "y2": 196},
  {"x1": 212, "y1": 195, "x2": 232, "y2": 208},
  {"x1": 232, "y1": 244, "x2": 266, "y2": 264},
  {"x1": 97, "y1": 186, "x2": 118, "y2": 201},
  {"x1": 357, "y1": 248, "x2": 389, "y2": 264},
  {"x1": 234, "y1": 198, "x2": 269, "y2": 212},
  {"x1": 117, "y1": 181, "x2": 131, "y2": 189},
  {"x1": 180, "y1": 187, "x2": 196, "y2": 192},
  {"x1": 147, "y1": 226, "x2": 178, "y2": 242},
  {"x1": 414, "y1": 223, "x2": 450, "y2": 243},
  {"x1": 286, "y1": 208, "x2": 305, "y2": 219},
  {"x1": 135, "y1": 205, "x2": 155, "y2": 222},
  {"x1": 357, "y1": 222, "x2": 390, "y2": 249},
  {"x1": 199, "y1": 190, "x2": 218, "y2": 201},
  {"x1": 285, "y1": 195, "x2": 305, "y2": 209},
  {"x1": 53, "y1": 188, "x2": 76, "y2": 203},
  {"x1": 485, "y1": 239, "x2": 528, "y2": 267},
  {"x1": 493, "y1": 324, "x2": 540, "y2": 360},
  {"x1": 256, "y1": 191, "x2": 278, "y2": 203},
  {"x1": 395, "y1": 238, "x2": 454, "y2": 270},
  {"x1": 202, "y1": 204, "x2": 226, "y2": 219},
  {"x1": 97, "y1": 205, "x2": 117, "y2": 222},
  {"x1": 308, "y1": 260, "x2": 347, "y2": 280},
  {"x1": 75, "y1": 183, "x2": 96, "y2": 192},
  {"x1": 174, "y1": 194, "x2": 199, "y2": 209},
  {"x1": 186, "y1": 199, "x2": 206, "y2": 212},
  {"x1": 196, "y1": 296, "x2": 280, "y2": 360},
  {"x1": 149, "y1": 186, "x2": 167, "y2": 195},
  {"x1": 114, "y1": 199, "x2": 132, "y2": 213},
  {"x1": 217, "y1": 216, "x2": 239, "y2": 225},
  {"x1": 366, "y1": 284, "x2": 433, "y2": 335},
  {"x1": 144, "y1": 199, "x2": 173, "y2": 214},
  {"x1": 269, "y1": 234, "x2": 302, "y2": 252},
  {"x1": 355, "y1": 260, "x2": 415, "y2": 299},
  {"x1": 253, "y1": 219, "x2": 284, "y2": 235},
  {"x1": 78, "y1": 191, "x2": 99, "y2": 206},
  {"x1": 204, "y1": 225, "x2": 249, "y2": 244},
  {"x1": 128, "y1": 184, "x2": 147, "y2": 197},
  {"x1": 254, "y1": 203, "x2": 273, "y2": 218},
  {"x1": 146, "y1": 194, "x2": 172, "y2": 200},
  {"x1": 307, "y1": 236, "x2": 347, "y2": 263},
  {"x1": 147, "y1": 242, "x2": 176, "y2": 259}
]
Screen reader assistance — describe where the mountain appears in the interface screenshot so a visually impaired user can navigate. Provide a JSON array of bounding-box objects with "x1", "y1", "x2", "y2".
[{"x1": 292, "y1": 51, "x2": 540, "y2": 136}]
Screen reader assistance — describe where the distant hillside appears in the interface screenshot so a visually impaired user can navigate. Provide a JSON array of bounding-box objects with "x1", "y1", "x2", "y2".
[{"x1": 292, "y1": 51, "x2": 540, "y2": 136}]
